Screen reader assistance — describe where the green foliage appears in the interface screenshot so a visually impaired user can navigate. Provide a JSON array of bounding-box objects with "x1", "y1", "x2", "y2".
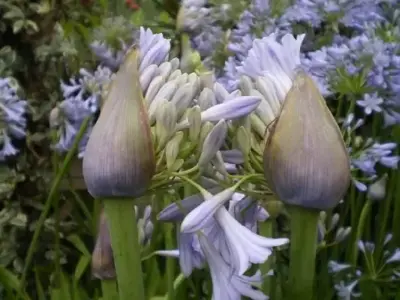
[{"x1": 0, "y1": 0, "x2": 399, "y2": 299}]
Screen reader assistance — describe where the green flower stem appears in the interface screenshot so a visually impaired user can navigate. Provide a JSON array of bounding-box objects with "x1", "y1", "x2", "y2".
[
  {"x1": 392, "y1": 168, "x2": 400, "y2": 245},
  {"x1": 259, "y1": 220, "x2": 274, "y2": 298},
  {"x1": 20, "y1": 117, "x2": 91, "y2": 292},
  {"x1": 103, "y1": 198, "x2": 145, "y2": 300},
  {"x1": 101, "y1": 279, "x2": 119, "y2": 300},
  {"x1": 287, "y1": 205, "x2": 319, "y2": 300},
  {"x1": 351, "y1": 198, "x2": 372, "y2": 265},
  {"x1": 164, "y1": 195, "x2": 176, "y2": 300}
]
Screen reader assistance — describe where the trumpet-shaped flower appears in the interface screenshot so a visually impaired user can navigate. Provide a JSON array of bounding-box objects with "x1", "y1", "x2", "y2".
[
  {"x1": 198, "y1": 233, "x2": 268, "y2": 300},
  {"x1": 157, "y1": 189, "x2": 286, "y2": 278},
  {"x1": 180, "y1": 188, "x2": 289, "y2": 275}
]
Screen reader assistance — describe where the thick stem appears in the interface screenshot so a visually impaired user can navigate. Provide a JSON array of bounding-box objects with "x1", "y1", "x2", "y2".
[
  {"x1": 259, "y1": 220, "x2": 274, "y2": 298},
  {"x1": 101, "y1": 279, "x2": 119, "y2": 300},
  {"x1": 103, "y1": 198, "x2": 145, "y2": 300},
  {"x1": 287, "y1": 205, "x2": 319, "y2": 300}
]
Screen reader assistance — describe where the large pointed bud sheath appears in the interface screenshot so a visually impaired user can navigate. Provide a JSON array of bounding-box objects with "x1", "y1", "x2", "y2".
[
  {"x1": 263, "y1": 70, "x2": 351, "y2": 210},
  {"x1": 83, "y1": 49, "x2": 156, "y2": 198}
]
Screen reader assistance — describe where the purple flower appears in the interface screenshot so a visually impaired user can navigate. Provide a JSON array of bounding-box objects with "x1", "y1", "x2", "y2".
[
  {"x1": 0, "y1": 78, "x2": 28, "y2": 160},
  {"x1": 218, "y1": 0, "x2": 292, "y2": 91},
  {"x1": 281, "y1": 0, "x2": 385, "y2": 30},
  {"x1": 356, "y1": 93, "x2": 384, "y2": 115}
]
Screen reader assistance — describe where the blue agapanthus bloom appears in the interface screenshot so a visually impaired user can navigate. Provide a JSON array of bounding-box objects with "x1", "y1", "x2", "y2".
[
  {"x1": 281, "y1": 0, "x2": 386, "y2": 30},
  {"x1": 0, "y1": 78, "x2": 28, "y2": 161},
  {"x1": 218, "y1": 0, "x2": 291, "y2": 92},
  {"x1": 157, "y1": 190, "x2": 286, "y2": 300},
  {"x1": 179, "y1": 0, "x2": 228, "y2": 68},
  {"x1": 303, "y1": 29, "x2": 400, "y2": 125},
  {"x1": 51, "y1": 66, "x2": 113, "y2": 157}
]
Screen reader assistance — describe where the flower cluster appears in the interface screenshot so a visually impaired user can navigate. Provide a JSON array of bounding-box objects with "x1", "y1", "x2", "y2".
[
  {"x1": 218, "y1": 0, "x2": 291, "y2": 91},
  {"x1": 0, "y1": 78, "x2": 27, "y2": 161},
  {"x1": 281, "y1": 0, "x2": 387, "y2": 30},
  {"x1": 329, "y1": 235, "x2": 400, "y2": 300},
  {"x1": 90, "y1": 16, "x2": 138, "y2": 70},
  {"x1": 177, "y1": 0, "x2": 230, "y2": 68},
  {"x1": 158, "y1": 190, "x2": 287, "y2": 299},
  {"x1": 50, "y1": 66, "x2": 113, "y2": 157}
]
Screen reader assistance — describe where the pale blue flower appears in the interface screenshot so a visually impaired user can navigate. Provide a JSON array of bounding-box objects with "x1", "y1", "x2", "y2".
[
  {"x1": 328, "y1": 261, "x2": 352, "y2": 273},
  {"x1": 179, "y1": 0, "x2": 226, "y2": 68},
  {"x1": 349, "y1": 141, "x2": 398, "y2": 191},
  {"x1": 180, "y1": 188, "x2": 289, "y2": 275},
  {"x1": 138, "y1": 27, "x2": 170, "y2": 72},
  {"x1": 61, "y1": 65, "x2": 113, "y2": 113},
  {"x1": 90, "y1": 40, "x2": 127, "y2": 71},
  {"x1": 334, "y1": 280, "x2": 361, "y2": 300},
  {"x1": 0, "y1": 78, "x2": 28, "y2": 160},
  {"x1": 228, "y1": 193, "x2": 268, "y2": 232},
  {"x1": 218, "y1": 0, "x2": 291, "y2": 91},
  {"x1": 356, "y1": 93, "x2": 384, "y2": 115},
  {"x1": 282, "y1": 0, "x2": 385, "y2": 30},
  {"x1": 197, "y1": 233, "x2": 268, "y2": 300},
  {"x1": 386, "y1": 249, "x2": 400, "y2": 264},
  {"x1": 136, "y1": 205, "x2": 154, "y2": 246},
  {"x1": 51, "y1": 99, "x2": 93, "y2": 158}
]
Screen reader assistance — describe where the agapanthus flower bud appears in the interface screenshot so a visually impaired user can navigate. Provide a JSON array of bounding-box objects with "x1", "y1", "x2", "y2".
[
  {"x1": 92, "y1": 210, "x2": 115, "y2": 280},
  {"x1": 263, "y1": 70, "x2": 351, "y2": 210},
  {"x1": 367, "y1": 174, "x2": 388, "y2": 201},
  {"x1": 83, "y1": 49, "x2": 155, "y2": 198}
]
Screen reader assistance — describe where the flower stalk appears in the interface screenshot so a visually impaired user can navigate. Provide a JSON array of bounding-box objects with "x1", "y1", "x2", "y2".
[
  {"x1": 259, "y1": 220, "x2": 274, "y2": 296},
  {"x1": 103, "y1": 198, "x2": 145, "y2": 300},
  {"x1": 287, "y1": 205, "x2": 319, "y2": 300}
]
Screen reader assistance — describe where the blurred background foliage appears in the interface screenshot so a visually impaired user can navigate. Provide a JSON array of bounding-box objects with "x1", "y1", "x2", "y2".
[{"x1": 0, "y1": 0, "x2": 399, "y2": 299}]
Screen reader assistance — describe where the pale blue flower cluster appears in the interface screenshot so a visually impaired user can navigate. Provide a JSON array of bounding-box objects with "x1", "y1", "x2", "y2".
[
  {"x1": 303, "y1": 31, "x2": 400, "y2": 125},
  {"x1": 158, "y1": 190, "x2": 288, "y2": 299},
  {"x1": 214, "y1": 0, "x2": 399, "y2": 196},
  {"x1": 53, "y1": 66, "x2": 113, "y2": 157},
  {"x1": 179, "y1": 0, "x2": 228, "y2": 67},
  {"x1": 329, "y1": 234, "x2": 400, "y2": 299},
  {"x1": 281, "y1": 0, "x2": 387, "y2": 30},
  {"x1": 90, "y1": 17, "x2": 138, "y2": 70},
  {"x1": 0, "y1": 78, "x2": 27, "y2": 161},
  {"x1": 218, "y1": 0, "x2": 291, "y2": 91},
  {"x1": 350, "y1": 142, "x2": 399, "y2": 191}
]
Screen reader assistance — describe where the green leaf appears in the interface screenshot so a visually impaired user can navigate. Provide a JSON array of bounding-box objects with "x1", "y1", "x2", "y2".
[
  {"x1": 66, "y1": 234, "x2": 91, "y2": 256},
  {"x1": 25, "y1": 20, "x2": 39, "y2": 32},
  {"x1": 0, "y1": 265, "x2": 30, "y2": 300},
  {"x1": 74, "y1": 255, "x2": 91, "y2": 282},
  {"x1": 3, "y1": 7, "x2": 24, "y2": 19},
  {"x1": 50, "y1": 273, "x2": 72, "y2": 300},
  {"x1": 12, "y1": 20, "x2": 24, "y2": 33}
]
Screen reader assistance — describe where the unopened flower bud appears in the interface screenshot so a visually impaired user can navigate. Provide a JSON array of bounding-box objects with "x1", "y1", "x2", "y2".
[
  {"x1": 263, "y1": 70, "x2": 351, "y2": 210},
  {"x1": 92, "y1": 210, "x2": 115, "y2": 280},
  {"x1": 264, "y1": 200, "x2": 284, "y2": 219},
  {"x1": 367, "y1": 174, "x2": 388, "y2": 201},
  {"x1": 49, "y1": 107, "x2": 62, "y2": 128},
  {"x1": 83, "y1": 49, "x2": 156, "y2": 198}
]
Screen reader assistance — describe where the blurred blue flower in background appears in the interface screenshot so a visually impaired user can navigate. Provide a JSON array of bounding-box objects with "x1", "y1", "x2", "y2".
[
  {"x1": 52, "y1": 66, "x2": 113, "y2": 157},
  {"x1": 89, "y1": 16, "x2": 138, "y2": 70},
  {"x1": 0, "y1": 77, "x2": 27, "y2": 160},
  {"x1": 218, "y1": 0, "x2": 291, "y2": 91},
  {"x1": 178, "y1": 0, "x2": 229, "y2": 69},
  {"x1": 281, "y1": 0, "x2": 386, "y2": 30}
]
